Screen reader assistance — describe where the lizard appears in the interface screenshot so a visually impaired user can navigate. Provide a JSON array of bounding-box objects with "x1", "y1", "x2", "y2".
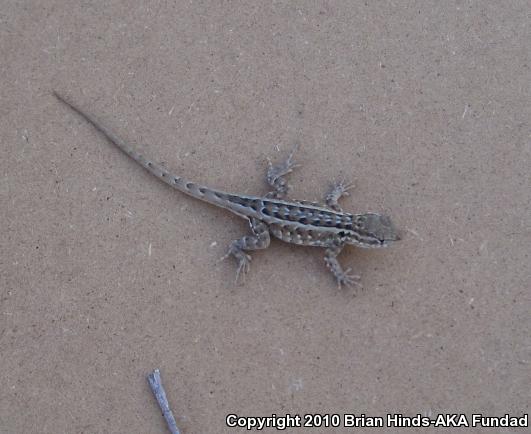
[{"x1": 53, "y1": 91, "x2": 399, "y2": 287}]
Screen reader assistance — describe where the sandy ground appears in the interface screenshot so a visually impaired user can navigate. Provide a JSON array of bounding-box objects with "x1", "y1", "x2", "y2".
[{"x1": 1, "y1": 1, "x2": 529, "y2": 433}]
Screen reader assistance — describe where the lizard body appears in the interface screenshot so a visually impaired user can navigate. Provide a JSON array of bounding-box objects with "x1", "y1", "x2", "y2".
[{"x1": 54, "y1": 92, "x2": 399, "y2": 287}]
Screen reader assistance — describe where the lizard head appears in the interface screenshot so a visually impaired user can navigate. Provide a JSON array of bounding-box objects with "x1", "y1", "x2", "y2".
[{"x1": 345, "y1": 213, "x2": 400, "y2": 248}]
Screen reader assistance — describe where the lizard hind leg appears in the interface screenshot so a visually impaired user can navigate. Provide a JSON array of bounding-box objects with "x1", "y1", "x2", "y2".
[
  {"x1": 265, "y1": 144, "x2": 300, "y2": 199},
  {"x1": 219, "y1": 218, "x2": 271, "y2": 283},
  {"x1": 324, "y1": 242, "x2": 361, "y2": 288},
  {"x1": 324, "y1": 179, "x2": 355, "y2": 212}
]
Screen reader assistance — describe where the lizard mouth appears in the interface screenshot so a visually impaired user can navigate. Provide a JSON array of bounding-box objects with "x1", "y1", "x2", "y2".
[
  {"x1": 386, "y1": 232, "x2": 401, "y2": 242},
  {"x1": 380, "y1": 233, "x2": 400, "y2": 245}
]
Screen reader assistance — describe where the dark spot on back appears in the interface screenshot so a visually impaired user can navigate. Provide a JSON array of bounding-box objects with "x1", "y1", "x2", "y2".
[
  {"x1": 289, "y1": 208, "x2": 301, "y2": 220},
  {"x1": 278, "y1": 207, "x2": 289, "y2": 218},
  {"x1": 229, "y1": 195, "x2": 248, "y2": 206}
]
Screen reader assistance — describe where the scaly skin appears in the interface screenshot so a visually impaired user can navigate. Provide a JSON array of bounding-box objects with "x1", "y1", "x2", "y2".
[{"x1": 54, "y1": 92, "x2": 399, "y2": 287}]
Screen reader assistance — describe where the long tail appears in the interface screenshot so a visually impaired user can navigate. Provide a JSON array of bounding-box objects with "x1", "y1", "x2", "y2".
[{"x1": 53, "y1": 91, "x2": 259, "y2": 219}]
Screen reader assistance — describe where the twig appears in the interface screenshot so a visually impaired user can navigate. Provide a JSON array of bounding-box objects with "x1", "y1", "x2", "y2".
[{"x1": 147, "y1": 369, "x2": 181, "y2": 434}]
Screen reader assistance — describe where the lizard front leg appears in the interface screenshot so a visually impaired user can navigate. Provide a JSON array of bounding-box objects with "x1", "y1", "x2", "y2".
[
  {"x1": 220, "y1": 218, "x2": 270, "y2": 282},
  {"x1": 324, "y1": 180, "x2": 354, "y2": 212},
  {"x1": 324, "y1": 241, "x2": 360, "y2": 288},
  {"x1": 265, "y1": 144, "x2": 300, "y2": 199}
]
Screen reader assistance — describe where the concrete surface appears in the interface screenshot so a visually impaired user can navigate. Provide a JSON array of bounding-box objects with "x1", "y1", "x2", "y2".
[{"x1": 1, "y1": 1, "x2": 529, "y2": 433}]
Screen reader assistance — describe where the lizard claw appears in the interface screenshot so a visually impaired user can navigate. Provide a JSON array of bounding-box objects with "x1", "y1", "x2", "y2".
[
  {"x1": 335, "y1": 267, "x2": 361, "y2": 289},
  {"x1": 219, "y1": 241, "x2": 252, "y2": 283},
  {"x1": 325, "y1": 179, "x2": 355, "y2": 212},
  {"x1": 217, "y1": 249, "x2": 231, "y2": 264},
  {"x1": 267, "y1": 156, "x2": 299, "y2": 181},
  {"x1": 331, "y1": 179, "x2": 355, "y2": 196},
  {"x1": 235, "y1": 253, "x2": 252, "y2": 283},
  {"x1": 266, "y1": 144, "x2": 301, "y2": 199}
]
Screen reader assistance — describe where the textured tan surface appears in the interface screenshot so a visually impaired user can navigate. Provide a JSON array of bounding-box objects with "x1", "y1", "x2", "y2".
[{"x1": 1, "y1": 1, "x2": 530, "y2": 433}]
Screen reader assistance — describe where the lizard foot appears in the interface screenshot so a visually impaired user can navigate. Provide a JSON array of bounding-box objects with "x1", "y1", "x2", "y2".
[
  {"x1": 266, "y1": 144, "x2": 301, "y2": 198},
  {"x1": 235, "y1": 253, "x2": 252, "y2": 283},
  {"x1": 334, "y1": 267, "x2": 361, "y2": 289},
  {"x1": 325, "y1": 179, "x2": 355, "y2": 212},
  {"x1": 332, "y1": 179, "x2": 355, "y2": 195},
  {"x1": 218, "y1": 241, "x2": 252, "y2": 283}
]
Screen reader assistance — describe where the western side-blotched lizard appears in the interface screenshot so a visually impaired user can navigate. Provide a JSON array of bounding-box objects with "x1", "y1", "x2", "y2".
[{"x1": 54, "y1": 92, "x2": 399, "y2": 287}]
